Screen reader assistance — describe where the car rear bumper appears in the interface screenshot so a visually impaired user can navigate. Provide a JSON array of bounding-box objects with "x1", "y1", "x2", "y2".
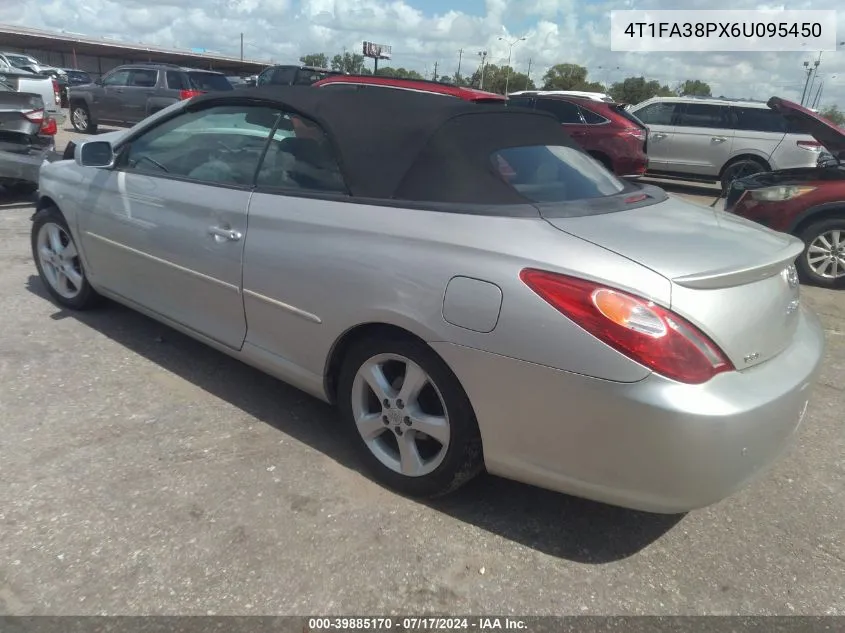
[
  {"x1": 432, "y1": 305, "x2": 825, "y2": 514},
  {"x1": 0, "y1": 143, "x2": 56, "y2": 184}
]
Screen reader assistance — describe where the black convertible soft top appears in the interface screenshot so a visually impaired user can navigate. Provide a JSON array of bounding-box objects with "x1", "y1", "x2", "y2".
[{"x1": 187, "y1": 86, "x2": 583, "y2": 204}]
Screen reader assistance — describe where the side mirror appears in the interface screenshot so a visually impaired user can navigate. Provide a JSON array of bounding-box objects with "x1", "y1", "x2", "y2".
[
  {"x1": 94, "y1": 77, "x2": 103, "y2": 85},
  {"x1": 76, "y1": 140, "x2": 115, "y2": 168}
]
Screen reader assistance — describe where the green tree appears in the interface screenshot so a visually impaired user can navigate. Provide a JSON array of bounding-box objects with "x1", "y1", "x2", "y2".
[
  {"x1": 541, "y1": 63, "x2": 588, "y2": 90},
  {"x1": 299, "y1": 53, "x2": 329, "y2": 68},
  {"x1": 820, "y1": 105, "x2": 845, "y2": 126},
  {"x1": 609, "y1": 76, "x2": 674, "y2": 104},
  {"x1": 374, "y1": 66, "x2": 424, "y2": 80},
  {"x1": 679, "y1": 79, "x2": 712, "y2": 97},
  {"x1": 330, "y1": 52, "x2": 369, "y2": 74},
  {"x1": 469, "y1": 64, "x2": 535, "y2": 93}
]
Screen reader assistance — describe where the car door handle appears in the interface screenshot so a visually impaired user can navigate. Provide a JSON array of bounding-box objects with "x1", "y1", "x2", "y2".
[
  {"x1": 711, "y1": 136, "x2": 728, "y2": 143},
  {"x1": 651, "y1": 132, "x2": 667, "y2": 139},
  {"x1": 208, "y1": 226, "x2": 242, "y2": 242}
]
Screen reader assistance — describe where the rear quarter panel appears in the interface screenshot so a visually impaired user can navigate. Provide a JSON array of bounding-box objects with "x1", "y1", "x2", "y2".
[{"x1": 241, "y1": 194, "x2": 672, "y2": 386}]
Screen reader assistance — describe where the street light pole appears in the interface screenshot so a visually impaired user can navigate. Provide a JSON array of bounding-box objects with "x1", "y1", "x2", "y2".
[
  {"x1": 477, "y1": 50, "x2": 488, "y2": 90},
  {"x1": 498, "y1": 35, "x2": 526, "y2": 95}
]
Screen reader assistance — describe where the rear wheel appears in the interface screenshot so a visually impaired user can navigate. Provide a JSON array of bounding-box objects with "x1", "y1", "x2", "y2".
[
  {"x1": 720, "y1": 157, "x2": 768, "y2": 191},
  {"x1": 337, "y1": 334, "x2": 484, "y2": 498},
  {"x1": 70, "y1": 102, "x2": 97, "y2": 134},
  {"x1": 797, "y1": 218, "x2": 845, "y2": 289}
]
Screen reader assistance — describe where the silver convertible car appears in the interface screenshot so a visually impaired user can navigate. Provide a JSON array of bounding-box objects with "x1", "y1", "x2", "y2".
[{"x1": 32, "y1": 87, "x2": 825, "y2": 513}]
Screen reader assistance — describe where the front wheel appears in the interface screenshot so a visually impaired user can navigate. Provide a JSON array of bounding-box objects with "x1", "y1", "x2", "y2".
[
  {"x1": 31, "y1": 206, "x2": 101, "y2": 309},
  {"x1": 337, "y1": 335, "x2": 484, "y2": 498},
  {"x1": 797, "y1": 218, "x2": 845, "y2": 289},
  {"x1": 720, "y1": 157, "x2": 768, "y2": 192}
]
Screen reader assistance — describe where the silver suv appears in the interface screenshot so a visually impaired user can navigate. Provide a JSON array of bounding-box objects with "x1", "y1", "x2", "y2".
[{"x1": 629, "y1": 96, "x2": 822, "y2": 189}]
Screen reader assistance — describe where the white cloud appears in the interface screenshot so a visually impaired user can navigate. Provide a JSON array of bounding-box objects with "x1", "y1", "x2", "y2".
[{"x1": 0, "y1": 0, "x2": 843, "y2": 108}]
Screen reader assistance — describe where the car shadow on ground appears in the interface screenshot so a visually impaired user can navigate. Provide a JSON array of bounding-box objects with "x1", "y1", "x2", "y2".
[{"x1": 24, "y1": 276, "x2": 685, "y2": 563}]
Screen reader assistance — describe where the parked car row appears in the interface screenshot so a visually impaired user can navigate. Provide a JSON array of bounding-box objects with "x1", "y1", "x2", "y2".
[
  {"x1": 15, "y1": 57, "x2": 845, "y2": 288},
  {"x1": 30, "y1": 85, "x2": 825, "y2": 514}
]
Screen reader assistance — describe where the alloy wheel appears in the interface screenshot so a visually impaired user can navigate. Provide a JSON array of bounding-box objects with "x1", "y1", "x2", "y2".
[
  {"x1": 806, "y1": 230, "x2": 845, "y2": 280},
  {"x1": 36, "y1": 222, "x2": 84, "y2": 299},
  {"x1": 72, "y1": 107, "x2": 88, "y2": 131},
  {"x1": 350, "y1": 353, "x2": 451, "y2": 477}
]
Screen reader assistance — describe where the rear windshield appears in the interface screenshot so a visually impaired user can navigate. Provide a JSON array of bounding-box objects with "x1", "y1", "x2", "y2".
[
  {"x1": 5, "y1": 54, "x2": 31, "y2": 68},
  {"x1": 67, "y1": 71, "x2": 91, "y2": 83},
  {"x1": 188, "y1": 72, "x2": 233, "y2": 91},
  {"x1": 610, "y1": 104, "x2": 646, "y2": 128},
  {"x1": 492, "y1": 145, "x2": 627, "y2": 202}
]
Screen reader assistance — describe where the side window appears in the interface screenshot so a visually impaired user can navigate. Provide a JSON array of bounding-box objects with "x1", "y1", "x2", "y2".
[
  {"x1": 166, "y1": 71, "x2": 187, "y2": 90},
  {"x1": 256, "y1": 113, "x2": 347, "y2": 194},
  {"x1": 120, "y1": 105, "x2": 283, "y2": 186},
  {"x1": 128, "y1": 69, "x2": 158, "y2": 88},
  {"x1": 271, "y1": 67, "x2": 298, "y2": 85},
  {"x1": 729, "y1": 107, "x2": 787, "y2": 133},
  {"x1": 676, "y1": 103, "x2": 728, "y2": 129},
  {"x1": 633, "y1": 102, "x2": 677, "y2": 125},
  {"x1": 579, "y1": 106, "x2": 609, "y2": 124},
  {"x1": 256, "y1": 68, "x2": 274, "y2": 86},
  {"x1": 535, "y1": 99, "x2": 583, "y2": 124},
  {"x1": 102, "y1": 70, "x2": 130, "y2": 87}
]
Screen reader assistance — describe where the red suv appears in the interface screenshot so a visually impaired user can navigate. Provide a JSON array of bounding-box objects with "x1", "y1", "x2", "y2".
[
  {"x1": 726, "y1": 97, "x2": 845, "y2": 289},
  {"x1": 506, "y1": 92, "x2": 648, "y2": 178},
  {"x1": 312, "y1": 74, "x2": 507, "y2": 103}
]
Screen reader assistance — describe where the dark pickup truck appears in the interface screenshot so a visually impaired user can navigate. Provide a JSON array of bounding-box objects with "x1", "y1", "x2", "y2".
[
  {"x1": 67, "y1": 63, "x2": 233, "y2": 133},
  {"x1": 0, "y1": 82, "x2": 57, "y2": 194}
]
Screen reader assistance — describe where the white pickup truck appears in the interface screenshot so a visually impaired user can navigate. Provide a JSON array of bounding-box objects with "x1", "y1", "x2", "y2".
[{"x1": 0, "y1": 61, "x2": 63, "y2": 124}]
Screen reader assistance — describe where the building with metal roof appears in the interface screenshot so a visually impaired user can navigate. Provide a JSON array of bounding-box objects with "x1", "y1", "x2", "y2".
[{"x1": 0, "y1": 23, "x2": 269, "y2": 78}]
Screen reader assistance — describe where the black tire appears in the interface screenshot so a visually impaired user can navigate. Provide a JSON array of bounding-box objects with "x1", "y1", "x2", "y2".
[
  {"x1": 589, "y1": 152, "x2": 614, "y2": 172},
  {"x1": 720, "y1": 157, "x2": 767, "y2": 192},
  {"x1": 4, "y1": 182, "x2": 38, "y2": 195},
  {"x1": 796, "y1": 217, "x2": 845, "y2": 289},
  {"x1": 31, "y1": 205, "x2": 102, "y2": 310},
  {"x1": 337, "y1": 334, "x2": 484, "y2": 498},
  {"x1": 69, "y1": 102, "x2": 97, "y2": 134}
]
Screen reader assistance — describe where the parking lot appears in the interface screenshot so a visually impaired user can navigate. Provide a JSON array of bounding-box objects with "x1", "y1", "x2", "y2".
[{"x1": 0, "y1": 121, "x2": 842, "y2": 616}]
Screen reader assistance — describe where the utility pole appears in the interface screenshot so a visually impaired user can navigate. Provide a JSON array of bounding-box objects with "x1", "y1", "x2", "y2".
[
  {"x1": 433, "y1": 61, "x2": 438, "y2": 81},
  {"x1": 805, "y1": 52, "x2": 823, "y2": 106},
  {"x1": 456, "y1": 49, "x2": 462, "y2": 80},
  {"x1": 240, "y1": 33, "x2": 244, "y2": 61},
  {"x1": 524, "y1": 58, "x2": 532, "y2": 90},
  {"x1": 477, "y1": 50, "x2": 487, "y2": 90}
]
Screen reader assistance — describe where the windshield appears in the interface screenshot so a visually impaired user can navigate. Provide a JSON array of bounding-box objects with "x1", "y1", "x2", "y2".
[
  {"x1": 492, "y1": 145, "x2": 627, "y2": 203},
  {"x1": 188, "y1": 72, "x2": 233, "y2": 91}
]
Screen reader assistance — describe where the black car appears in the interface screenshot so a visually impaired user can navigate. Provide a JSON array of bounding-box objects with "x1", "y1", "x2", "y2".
[{"x1": 254, "y1": 64, "x2": 344, "y2": 87}]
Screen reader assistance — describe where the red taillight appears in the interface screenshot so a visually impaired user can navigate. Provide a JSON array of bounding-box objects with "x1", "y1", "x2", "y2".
[
  {"x1": 52, "y1": 78, "x2": 61, "y2": 104},
  {"x1": 621, "y1": 127, "x2": 647, "y2": 142},
  {"x1": 40, "y1": 117, "x2": 57, "y2": 135},
  {"x1": 179, "y1": 89, "x2": 204, "y2": 100},
  {"x1": 519, "y1": 269, "x2": 734, "y2": 384},
  {"x1": 796, "y1": 140, "x2": 822, "y2": 152},
  {"x1": 23, "y1": 108, "x2": 45, "y2": 123}
]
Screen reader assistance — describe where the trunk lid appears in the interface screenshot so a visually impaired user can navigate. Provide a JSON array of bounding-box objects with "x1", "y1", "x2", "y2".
[
  {"x1": 542, "y1": 197, "x2": 804, "y2": 370},
  {"x1": 768, "y1": 96, "x2": 845, "y2": 157}
]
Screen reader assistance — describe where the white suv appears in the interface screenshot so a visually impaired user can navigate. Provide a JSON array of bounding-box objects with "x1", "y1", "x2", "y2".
[{"x1": 629, "y1": 96, "x2": 822, "y2": 189}]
